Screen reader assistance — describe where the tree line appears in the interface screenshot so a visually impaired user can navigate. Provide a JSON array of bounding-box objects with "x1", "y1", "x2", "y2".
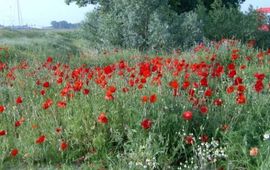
[
  {"x1": 50, "y1": 21, "x2": 80, "y2": 29},
  {"x1": 65, "y1": 0, "x2": 270, "y2": 50}
]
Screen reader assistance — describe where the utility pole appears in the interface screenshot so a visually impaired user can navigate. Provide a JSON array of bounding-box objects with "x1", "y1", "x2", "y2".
[{"x1": 16, "y1": 0, "x2": 23, "y2": 25}]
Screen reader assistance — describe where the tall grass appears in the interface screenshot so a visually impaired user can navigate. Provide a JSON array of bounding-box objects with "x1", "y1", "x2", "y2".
[{"x1": 1, "y1": 31, "x2": 270, "y2": 169}]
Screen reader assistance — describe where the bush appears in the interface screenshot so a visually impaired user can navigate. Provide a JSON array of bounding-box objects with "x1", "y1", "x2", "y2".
[
  {"x1": 81, "y1": 0, "x2": 204, "y2": 51},
  {"x1": 197, "y1": 0, "x2": 270, "y2": 49},
  {"x1": 81, "y1": 0, "x2": 269, "y2": 51}
]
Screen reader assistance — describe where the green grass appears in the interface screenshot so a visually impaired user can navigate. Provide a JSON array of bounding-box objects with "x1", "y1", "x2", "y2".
[{"x1": 1, "y1": 30, "x2": 270, "y2": 169}]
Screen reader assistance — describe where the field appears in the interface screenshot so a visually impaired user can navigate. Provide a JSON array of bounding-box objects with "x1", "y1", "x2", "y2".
[{"x1": 1, "y1": 29, "x2": 270, "y2": 169}]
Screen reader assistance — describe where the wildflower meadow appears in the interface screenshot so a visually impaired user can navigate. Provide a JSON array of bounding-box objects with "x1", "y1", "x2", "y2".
[{"x1": 1, "y1": 39, "x2": 270, "y2": 169}]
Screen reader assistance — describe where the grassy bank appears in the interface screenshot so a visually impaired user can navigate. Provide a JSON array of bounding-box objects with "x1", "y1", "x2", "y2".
[{"x1": 1, "y1": 31, "x2": 270, "y2": 169}]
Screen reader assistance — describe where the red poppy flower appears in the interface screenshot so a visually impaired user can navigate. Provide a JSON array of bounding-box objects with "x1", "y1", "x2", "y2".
[
  {"x1": 129, "y1": 79, "x2": 135, "y2": 87},
  {"x1": 118, "y1": 70, "x2": 124, "y2": 76},
  {"x1": 98, "y1": 113, "x2": 108, "y2": 124},
  {"x1": 184, "y1": 135, "x2": 194, "y2": 145},
  {"x1": 228, "y1": 70, "x2": 236, "y2": 78},
  {"x1": 254, "y1": 73, "x2": 265, "y2": 80},
  {"x1": 204, "y1": 88, "x2": 212, "y2": 97},
  {"x1": 40, "y1": 90, "x2": 46, "y2": 96},
  {"x1": 119, "y1": 60, "x2": 126, "y2": 69},
  {"x1": 200, "y1": 135, "x2": 209, "y2": 143},
  {"x1": 182, "y1": 111, "x2": 193, "y2": 121},
  {"x1": 36, "y1": 135, "x2": 46, "y2": 144},
  {"x1": 214, "y1": 98, "x2": 223, "y2": 106},
  {"x1": 200, "y1": 106, "x2": 208, "y2": 114},
  {"x1": 42, "y1": 99, "x2": 53, "y2": 110},
  {"x1": 169, "y1": 80, "x2": 179, "y2": 89},
  {"x1": 0, "y1": 105, "x2": 5, "y2": 113},
  {"x1": 150, "y1": 94, "x2": 157, "y2": 103},
  {"x1": 15, "y1": 120, "x2": 22, "y2": 127},
  {"x1": 200, "y1": 77, "x2": 208, "y2": 87},
  {"x1": 60, "y1": 141, "x2": 68, "y2": 151},
  {"x1": 104, "y1": 65, "x2": 113, "y2": 75},
  {"x1": 43, "y1": 82, "x2": 50, "y2": 88},
  {"x1": 141, "y1": 78, "x2": 147, "y2": 84},
  {"x1": 36, "y1": 80, "x2": 41, "y2": 86},
  {"x1": 57, "y1": 101, "x2": 67, "y2": 108},
  {"x1": 0, "y1": 130, "x2": 7, "y2": 136},
  {"x1": 0, "y1": 62, "x2": 6, "y2": 71},
  {"x1": 7, "y1": 71, "x2": 15, "y2": 80},
  {"x1": 56, "y1": 127, "x2": 62, "y2": 133},
  {"x1": 227, "y1": 63, "x2": 235, "y2": 70},
  {"x1": 105, "y1": 92, "x2": 114, "y2": 100},
  {"x1": 234, "y1": 77, "x2": 243, "y2": 85},
  {"x1": 231, "y1": 53, "x2": 239, "y2": 60},
  {"x1": 10, "y1": 148, "x2": 19, "y2": 157},
  {"x1": 141, "y1": 119, "x2": 152, "y2": 129},
  {"x1": 240, "y1": 65, "x2": 246, "y2": 70},
  {"x1": 107, "y1": 86, "x2": 116, "y2": 93},
  {"x1": 47, "y1": 56, "x2": 53, "y2": 63},
  {"x1": 137, "y1": 84, "x2": 143, "y2": 89},
  {"x1": 139, "y1": 63, "x2": 151, "y2": 78},
  {"x1": 189, "y1": 89, "x2": 195, "y2": 97},
  {"x1": 73, "y1": 80, "x2": 83, "y2": 91},
  {"x1": 254, "y1": 81, "x2": 264, "y2": 93},
  {"x1": 141, "y1": 96, "x2": 148, "y2": 103},
  {"x1": 122, "y1": 87, "x2": 129, "y2": 93},
  {"x1": 55, "y1": 76, "x2": 62, "y2": 84},
  {"x1": 244, "y1": 55, "x2": 252, "y2": 61},
  {"x1": 226, "y1": 86, "x2": 234, "y2": 94},
  {"x1": 237, "y1": 85, "x2": 246, "y2": 93},
  {"x1": 16, "y1": 96, "x2": 23, "y2": 104},
  {"x1": 236, "y1": 93, "x2": 246, "y2": 104},
  {"x1": 193, "y1": 82, "x2": 199, "y2": 88},
  {"x1": 182, "y1": 81, "x2": 190, "y2": 89},
  {"x1": 83, "y1": 89, "x2": 90, "y2": 95}
]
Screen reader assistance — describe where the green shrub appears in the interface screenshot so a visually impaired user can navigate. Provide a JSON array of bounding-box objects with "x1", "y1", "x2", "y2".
[
  {"x1": 81, "y1": 0, "x2": 204, "y2": 51},
  {"x1": 197, "y1": 0, "x2": 270, "y2": 49}
]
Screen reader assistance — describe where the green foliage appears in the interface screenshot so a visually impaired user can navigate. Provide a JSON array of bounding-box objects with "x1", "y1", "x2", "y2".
[
  {"x1": 2, "y1": 39, "x2": 270, "y2": 169},
  {"x1": 72, "y1": 0, "x2": 269, "y2": 51},
  {"x1": 81, "y1": 0, "x2": 204, "y2": 51},
  {"x1": 168, "y1": 0, "x2": 245, "y2": 14},
  {"x1": 196, "y1": 0, "x2": 270, "y2": 49},
  {"x1": 50, "y1": 21, "x2": 80, "y2": 29},
  {"x1": 200, "y1": 1, "x2": 258, "y2": 41},
  {"x1": 65, "y1": 0, "x2": 98, "y2": 7},
  {"x1": 254, "y1": 30, "x2": 270, "y2": 49},
  {"x1": 65, "y1": 0, "x2": 245, "y2": 13}
]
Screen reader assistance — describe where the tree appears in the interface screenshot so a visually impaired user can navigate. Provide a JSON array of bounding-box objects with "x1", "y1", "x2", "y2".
[
  {"x1": 65, "y1": 0, "x2": 98, "y2": 7},
  {"x1": 65, "y1": 0, "x2": 251, "y2": 50},
  {"x1": 65, "y1": 0, "x2": 245, "y2": 13},
  {"x1": 79, "y1": 0, "x2": 204, "y2": 50},
  {"x1": 51, "y1": 20, "x2": 80, "y2": 29},
  {"x1": 197, "y1": 0, "x2": 261, "y2": 42},
  {"x1": 169, "y1": 0, "x2": 245, "y2": 14}
]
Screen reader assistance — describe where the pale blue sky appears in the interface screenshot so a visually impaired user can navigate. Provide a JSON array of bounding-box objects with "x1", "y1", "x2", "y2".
[
  {"x1": 0, "y1": 0, "x2": 95, "y2": 27},
  {"x1": 0, "y1": 0, "x2": 269, "y2": 27},
  {"x1": 242, "y1": 0, "x2": 270, "y2": 12}
]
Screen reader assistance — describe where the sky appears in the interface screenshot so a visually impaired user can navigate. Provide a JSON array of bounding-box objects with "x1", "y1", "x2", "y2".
[
  {"x1": 0, "y1": 0, "x2": 95, "y2": 27},
  {"x1": 0, "y1": 0, "x2": 269, "y2": 27},
  {"x1": 241, "y1": 0, "x2": 270, "y2": 12}
]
